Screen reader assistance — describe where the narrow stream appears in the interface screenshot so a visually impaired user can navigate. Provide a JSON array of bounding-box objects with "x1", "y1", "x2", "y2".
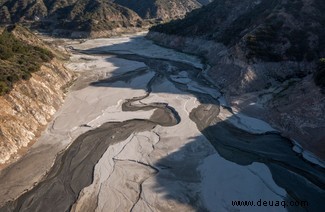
[{"x1": 1, "y1": 50, "x2": 324, "y2": 212}]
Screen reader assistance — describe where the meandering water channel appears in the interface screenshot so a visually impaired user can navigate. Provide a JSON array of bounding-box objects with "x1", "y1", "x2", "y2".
[{"x1": 0, "y1": 37, "x2": 324, "y2": 212}]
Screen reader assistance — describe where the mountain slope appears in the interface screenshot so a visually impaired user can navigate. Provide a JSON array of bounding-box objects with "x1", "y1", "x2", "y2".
[
  {"x1": 0, "y1": 0, "x2": 48, "y2": 22},
  {"x1": 0, "y1": 0, "x2": 143, "y2": 37},
  {"x1": 114, "y1": 0, "x2": 201, "y2": 20},
  {"x1": 151, "y1": 0, "x2": 325, "y2": 62},
  {"x1": 52, "y1": 0, "x2": 142, "y2": 32},
  {"x1": 0, "y1": 0, "x2": 202, "y2": 37}
]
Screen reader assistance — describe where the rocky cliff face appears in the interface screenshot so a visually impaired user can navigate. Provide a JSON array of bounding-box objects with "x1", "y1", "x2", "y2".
[
  {"x1": 0, "y1": 60, "x2": 72, "y2": 164},
  {"x1": 147, "y1": 0, "x2": 325, "y2": 160},
  {"x1": 0, "y1": 26, "x2": 73, "y2": 164}
]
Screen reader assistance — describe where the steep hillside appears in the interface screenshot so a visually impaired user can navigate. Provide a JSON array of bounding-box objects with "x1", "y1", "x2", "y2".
[
  {"x1": 0, "y1": 0, "x2": 48, "y2": 23},
  {"x1": 151, "y1": 0, "x2": 325, "y2": 62},
  {"x1": 0, "y1": 0, "x2": 143, "y2": 37},
  {"x1": 0, "y1": 25, "x2": 74, "y2": 164},
  {"x1": 148, "y1": 0, "x2": 325, "y2": 160},
  {"x1": 44, "y1": 0, "x2": 78, "y2": 14},
  {"x1": 0, "y1": 26, "x2": 54, "y2": 95},
  {"x1": 49, "y1": 0, "x2": 143, "y2": 37},
  {"x1": 114, "y1": 0, "x2": 201, "y2": 20},
  {"x1": 0, "y1": 0, "x2": 202, "y2": 37}
]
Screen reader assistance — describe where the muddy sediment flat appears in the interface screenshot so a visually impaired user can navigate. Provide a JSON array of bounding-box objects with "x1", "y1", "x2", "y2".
[
  {"x1": 1, "y1": 117, "x2": 175, "y2": 212},
  {"x1": 0, "y1": 35, "x2": 324, "y2": 212}
]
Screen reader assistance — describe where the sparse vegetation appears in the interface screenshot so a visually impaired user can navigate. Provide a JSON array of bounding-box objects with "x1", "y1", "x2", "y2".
[{"x1": 0, "y1": 27, "x2": 54, "y2": 95}]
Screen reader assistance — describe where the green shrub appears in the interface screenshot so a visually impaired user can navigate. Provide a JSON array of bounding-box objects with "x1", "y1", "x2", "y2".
[
  {"x1": 0, "y1": 81, "x2": 10, "y2": 95},
  {"x1": 0, "y1": 44, "x2": 14, "y2": 60},
  {"x1": 0, "y1": 28, "x2": 54, "y2": 95}
]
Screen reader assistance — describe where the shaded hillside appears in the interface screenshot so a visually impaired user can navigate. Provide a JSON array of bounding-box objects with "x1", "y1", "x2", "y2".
[
  {"x1": 44, "y1": 0, "x2": 78, "y2": 14},
  {"x1": 315, "y1": 58, "x2": 325, "y2": 90},
  {"x1": 196, "y1": 0, "x2": 213, "y2": 5},
  {"x1": 114, "y1": 0, "x2": 201, "y2": 20},
  {"x1": 0, "y1": 25, "x2": 53, "y2": 95},
  {"x1": 0, "y1": 0, "x2": 48, "y2": 23},
  {"x1": 151, "y1": 0, "x2": 325, "y2": 62}
]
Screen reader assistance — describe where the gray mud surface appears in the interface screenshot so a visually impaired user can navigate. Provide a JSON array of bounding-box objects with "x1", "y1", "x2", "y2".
[{"x1": 1, "y1": 48, "x2": 324, "y2": 212}]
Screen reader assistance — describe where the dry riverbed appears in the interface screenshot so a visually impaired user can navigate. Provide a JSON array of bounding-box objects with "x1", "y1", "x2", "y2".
[{"x1": 0, "y1": 35, "x2": 324, "y2": 212}]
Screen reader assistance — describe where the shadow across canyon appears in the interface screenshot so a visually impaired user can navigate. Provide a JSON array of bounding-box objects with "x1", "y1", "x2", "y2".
[
  {"x1": 1, "y1": 37, "x2": 324, "y2": 212},
  {"x1": 83, "y1": 40, "x2": 325, "y2": 211}
]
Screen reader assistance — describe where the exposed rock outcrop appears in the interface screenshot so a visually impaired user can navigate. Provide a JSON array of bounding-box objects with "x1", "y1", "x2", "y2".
[
  {"x1": 0, "y1": 27, "x2": 74, "y2": 164},
  {"x1": 0, "y1": 60, "x2": 72, "y2": 164}
]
